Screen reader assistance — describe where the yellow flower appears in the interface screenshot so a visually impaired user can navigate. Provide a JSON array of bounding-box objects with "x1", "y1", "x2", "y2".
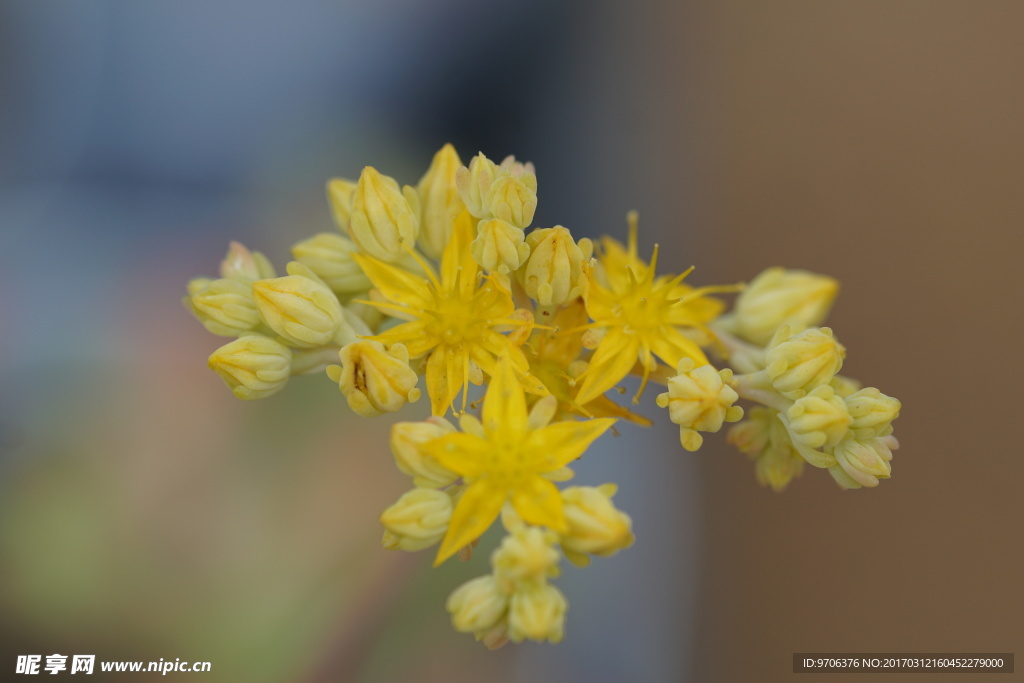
[
  {"x1": 447, "y1": 575, "x2": 509, "y2": 634},
  {"x1": 291, "y1": 232, "x2": 372, "y2": 295},
  {"x1": 354, "y1": 211, "x2": 544, "y2": 416},
  {"x1": 764, "y1": 325, "x2": 845, "y2": 399},
  {"x1": 251, "y1": 262, "x2": 346, "y2": 348},
  {"x1": 184, "y1": 277, "x2": 261, "y2": 337},
  {"x1": 423, "y1": 354, "x2": 615, "y2": 565},
  {"x1": 380, "y1": 487, "x2": 453, "y2": 551},
  {"x1": 508, "y1": 583, "x2": 567, "y2": 644},
  {"x1": 390, "y1": 417, "x2": 459, "y2": 488},
  {"x1": 326, "y1": 177, "x2": 357, "y2": 235},
  {"x1": 576, "y1": 221, "x2": 735, "y2": 406},
  {"x1": 525, "y1": 299, "x2": 651, "y2": 425},
  {"x1": 491, "y1": 526, "x2": 561, "y2": 588},
  {"x1": 470, "y1": 218, "x2": 530, "y2": 274},
  {"x1": 786, "y1": 384, "x2": 851, "y2": 449}
]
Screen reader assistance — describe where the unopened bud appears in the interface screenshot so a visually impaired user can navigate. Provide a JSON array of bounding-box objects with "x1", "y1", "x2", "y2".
[
  {"x1": 519, "y1": 226, "x2": 589, "y2": 306},
  {"x1": 219, "y1": 241, "x2": 276, "y2": 282},
  {"x1": 447, "y1": 575, "x2": 508, "y2": 633},
  {"x1": 492, "y1": 527, "x2": 560, "y2": 588},
  {"x1": 326, "y1": 178, "x2": 357, "y2": 234},
  {"x1": 185, "y1": 277, "x2": 261, "y2": 337},
  {"x1": 733, "y1": 267, "x2": 838, "y2": 346},
  {"x1": 416, "y1": 143, "x2": 465, "y2": 259},
  {"x1": 471, "y1": 218, "x2": 530, "y2": 274},
  {"x1": 559, "y1": 484, "x2": 634, "y2": 565},
  {"x1": 390, "y1": 417, "x2": 459, "y2": 488},
  {"x1": 830, "y1": 435, "x2": 893, "y2": 489},
  {"x1": 291, "y1": 232, "x2": 372, "y2": 295},
  {"x1": 507, "y1": 583, "x2": 567, "y2": 644},
  {"x1": 764, "y1": 326, "x2": 845, "y2": 399},
  {"x1": 845, "y1": 387, "x2": 901, "y2": 439},
  {"x1": 380, "y1": 488, "x2": 452, "y2": 551},
  {"x1": 208, "y1": 335, "x2": 292, "y2": 400},
  {"x1": 786, "y1": 384, "x2": 851, "y2": 449},
  {"x1": 252, "y1": 263, "x2": 345, "y2": 348},
  {"x1": 349, "y1": 166, "x2": 419, "y2": 261}
]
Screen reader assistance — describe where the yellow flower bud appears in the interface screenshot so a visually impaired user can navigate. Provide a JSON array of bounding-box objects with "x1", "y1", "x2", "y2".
[
  {"x1": 349, "y1": 166, "x2": 419, "y2": 262},
  {"x1": 508, "y1": 583, "x2": 567, "y2": 644},
  {"x1": 830, "y1": 435, "x2": 893, "y2": 488},
  {"x1": 470, "y1": 218, "x2": 530, "y2": 274},
  {"x1": 326, "y1": 177, "x2": 357, "y2": 234},
  {"x1": 446, "y1": 575, "x2": 508, "y2": 634},
  {"x1": 184, "y1": 277, "x2": 261, "y2": 337},
  {"x1": 416, "y1": 143, "x2": 465, "y2": 259},
  {"x1": 728, "y1": 407, "x2": 806, "y2": 491},
  {"x1": 830, "y1": 374, "x2": 862, "y2": 398},
  {"x1": 389, "y1": 417, "x2": 459, "y2": 488},
  {"x1": 786, "y1": 384, "x2": 851, "y2": 449},
  {"x1": 845, "y1": 387, "x2": 901, "y2": 439},
  {"x1": 326, "y1": 341, "x2": 421, "y2": 417},
  {"x1": 764, "y1": 325, "x2": 845, "y2": 399},
  {"x1": 456, "y1": 153, "x2": 500, "y2": 218},
  {"x1": 559, "y1": 484, "x2": 634, "y2": 566},
  {"x1": 219, "y1": 241, "x2": 276, "y2": 282},
  {"x1": 492, "y1": 527, "x2": 560, "y2": 588},
  {"x1": 487, "y1": 175, "x2": 537, "y2": 229},
  {"x1": 379, "y1": 487, "x2": 452, "y2": 551},
  {"x1": 207, "y1": 335, "x2": 292, "y2": 400},
  {"x1": 251, "y1": 263, "x2": 345, "y2": 348},
  {"x1": 732, "y1": 267, "x2": 838, "y2": 346},
  {"x1": 291, "y1": 232, "x2": 372, "y2": 295},
  {"x1": 518, "y1": 226, "x2": 589, "y2": 306},
  {"x1": 656, "y1": 359, "x2": 743, "y2": 451}
]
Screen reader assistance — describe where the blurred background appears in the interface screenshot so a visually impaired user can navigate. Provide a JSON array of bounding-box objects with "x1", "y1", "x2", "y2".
[{"x1": 1, "y1": 1, "x2": 1021, "y2": 681}]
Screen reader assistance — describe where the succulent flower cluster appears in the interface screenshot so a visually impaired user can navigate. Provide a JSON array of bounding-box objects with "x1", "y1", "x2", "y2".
[{"x1": 184, "y1": 144, "x2": 901, "y2": 645}]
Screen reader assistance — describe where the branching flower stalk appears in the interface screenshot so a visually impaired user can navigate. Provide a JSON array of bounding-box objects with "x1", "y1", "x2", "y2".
[{"x1": 184, "y1": 144, "x2": 902, "y2": 646}]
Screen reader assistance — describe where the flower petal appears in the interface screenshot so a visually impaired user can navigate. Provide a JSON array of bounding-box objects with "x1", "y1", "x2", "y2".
[
  {"x1": 649, "y1": 328, "x2": 709, "y2": 371},
  {"x1": 526, "y1": 417, "x2": 616, "y2": 471},
  {"x1": 510, "y1": 476, "x2": 567, "y2": 532},
  {"x1": 352, "y1": 253, "x2": 434, "y2": 308},
  {"x1": 434, "y1": 480, "x2": 505, "y2": 566},
  {"x1": 423, "y1": 432, "x2": 490, "y2": 477},
  {"x1": 574, "y1": 329, "x2": 640, "y2": 406},
  {"x1": 482, "y1": 353, "x2": 528, "y2": 435}
]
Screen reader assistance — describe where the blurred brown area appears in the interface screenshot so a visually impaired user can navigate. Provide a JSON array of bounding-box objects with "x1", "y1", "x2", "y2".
[{"x1": 641, "y1": 2, "x2": 1023, "y2": 681}]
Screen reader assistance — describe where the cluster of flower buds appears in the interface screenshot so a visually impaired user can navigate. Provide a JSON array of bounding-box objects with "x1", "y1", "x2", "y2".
[{"x1": 184, "y1": 144, "x2": 902, "y2": 646}]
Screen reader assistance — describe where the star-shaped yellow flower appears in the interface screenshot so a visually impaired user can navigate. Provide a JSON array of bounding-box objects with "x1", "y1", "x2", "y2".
[
  {"x1": 575, "y1": 224, "x2": 737, "y2": 406},
  {"x1": 424, "y1": 354, "x2": 615, "y2": 566},
  {"x1": 353, "y1": 210, "x2": 543, "y2": 415}
]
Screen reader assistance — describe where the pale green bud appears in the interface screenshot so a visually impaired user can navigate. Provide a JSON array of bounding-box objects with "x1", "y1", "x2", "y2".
[
  {"x1": 764, "y1": 325, "x2": 845, "y2": 399},
  {"x1": 446, "y1": 575, "x2": 508, "y2": 634},
  {"x1": 291, "y1": 232, "x2": 371, "y2": 295},
  {"x1": 416, "y1": 143, "x2": 465, "y2": 259},
  {"x1": 508, "y1": 583, "x2": 567, "y2": 644},
  {"x1": 471, "y1": 218, "x2": 530, "y2": 275},
  {"x1": 207, "y1": 335, "x2": 292, "y2": 400},
  {"x1": 559, "y1": 484, "x2": 634, "y2": 565},
  {"x1": 845, "y1": 387, "x2": 901, "y2": 439},
  {"x1": 733, "y1": 267, "x2": 838, "y2": 346},
  {"x1": 326, "y1": 341, "x2": 421, "y2": 417},
  {"x1": 656, "y1": 358, "x2": 743, "y2": 451},
  {"x1": 219, "y1": 241, "x2": 276, "y2": 282},
  {"x1": 518, "y1": 226, "x2": 590, "y2": 306},
  {"x1": 349, "y1": 166, "x2": 419, "y2": 262},
  {"x1": 326, "y1": 177, "x2": 357, "y2": 234},
  {"x1": 251, "y1": 263, "x2": 345, "y2": 348},
  {"x1": 831, "y1": 435, "x2": 893, "y2": 488},
  {"x1": 492, "y1": 527, "x2": 560, "y2": 589},
  {"x1": 185, "y1": 277, "x2": 261, "y2": 337},
  {"x1": 787, "y1": 384, "x2": 851, "y2": 449},
  {"x1": 380, "y1": 488, "x2": 452, "y2": 551},
  {"x1": 390, "y1": 417, "x2": 459, "y2": 488}
]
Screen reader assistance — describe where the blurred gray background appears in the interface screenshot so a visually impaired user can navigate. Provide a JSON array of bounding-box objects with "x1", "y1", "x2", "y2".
[{"x1": 1, "y1": 1, "x2": 1021, "y2": 682}]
